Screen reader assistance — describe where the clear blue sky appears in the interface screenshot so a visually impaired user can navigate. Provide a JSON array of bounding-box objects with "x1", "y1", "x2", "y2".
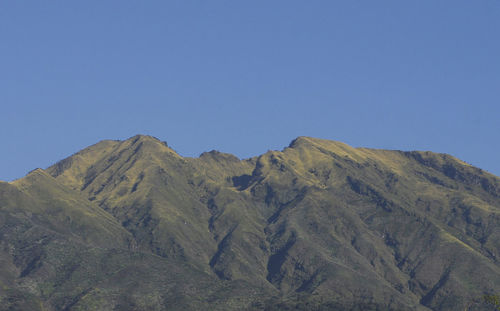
[{"x1": 1, "y1": 1, "x2": 499, "y2": 181}]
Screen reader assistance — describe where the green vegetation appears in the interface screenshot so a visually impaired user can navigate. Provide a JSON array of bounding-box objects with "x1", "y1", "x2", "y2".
[
  {"x1": 483, "y1": 294, "x2": 500, "y2": 310},
  {"x1": 1, "y1": 135, "x2": 499, "y2": 310}
]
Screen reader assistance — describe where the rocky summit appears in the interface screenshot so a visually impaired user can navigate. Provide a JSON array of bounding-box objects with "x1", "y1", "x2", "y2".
[{"x1": 0, "y1": 135, "x2": 499, "y2": 310}]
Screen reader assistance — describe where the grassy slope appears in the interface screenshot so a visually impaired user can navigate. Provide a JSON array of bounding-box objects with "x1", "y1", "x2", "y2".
[
  {"x1": 0, "y1": 160, "x2": 269, "y2": 310},
  {"x1": 1, "y1": 135, "x2": 498, "y2": 310}
]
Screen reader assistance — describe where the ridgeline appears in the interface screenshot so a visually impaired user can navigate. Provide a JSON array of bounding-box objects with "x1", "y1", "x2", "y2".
[{"x1": 1, "y1": 135, "x2": 499, "y2": 310}]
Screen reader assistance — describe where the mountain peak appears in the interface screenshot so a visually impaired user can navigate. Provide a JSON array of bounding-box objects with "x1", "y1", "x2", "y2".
[
  {"x1": 288, "y1": 136, "x2": 316, "y2": 148},
  {"x1": 199, "y1": 150, "x2": 240, "y2": 162},
  {"x1": 11, "y1": 168, "x2": 51, "y2": 185},
  {"x1": 2, "y1": 136, "x2": 500, "y2": 310},
  {"x1": 124, "y1": 134, "x2": 177, "y2": 155},
  {"x1": 126, "y1": 134, "x2": 161, "y2": 143},
  {"x1": 288, "y1": 136, "x2": 352, "y2": 149},
  {"x1": 26, "y1": 167, "x2": 47, "y2": 176}
]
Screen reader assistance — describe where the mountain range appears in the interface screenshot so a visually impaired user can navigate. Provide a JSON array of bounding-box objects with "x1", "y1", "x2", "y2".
[{"x1": 1, "y1": 135, "x2": 499, "y2": 310}]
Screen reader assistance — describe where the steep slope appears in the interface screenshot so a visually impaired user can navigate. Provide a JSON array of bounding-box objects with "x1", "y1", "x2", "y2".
[
  {"x1": 0, "y1": 162, "x2": 271, "y2": 310},
  {"x1": 1, "y1": 135, "x2": 498, "y2": 310},
  {"x1": 48, "y1": 136, "x2": 222, "y2": 273},
  {"x1": 244, "y1": 137, "x2": 500, "y2": 310},
  {"x1": 0, "y1": 169, "x2": 130, "y2": 309}
]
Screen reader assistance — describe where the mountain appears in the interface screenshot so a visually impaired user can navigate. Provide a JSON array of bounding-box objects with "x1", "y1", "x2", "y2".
[{"x1": 1, "y1": 135, "x2": 499, "y2": 310}]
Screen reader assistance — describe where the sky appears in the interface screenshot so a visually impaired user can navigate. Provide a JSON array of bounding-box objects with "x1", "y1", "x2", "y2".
[{"x1": 1, "y1": 1, "x2": 499, "y2": 181}]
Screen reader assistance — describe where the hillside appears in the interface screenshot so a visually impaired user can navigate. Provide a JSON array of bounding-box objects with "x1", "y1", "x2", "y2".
[{"x1": 1, "y1": 135, "x2": 499, "y2": 310}]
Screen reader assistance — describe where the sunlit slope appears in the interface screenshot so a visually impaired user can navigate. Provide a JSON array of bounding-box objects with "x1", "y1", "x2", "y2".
[
  {"x1": 1, "y1": 134, "x2": 497, "y2": 310},
  {"x1": 0, "y1": 164, "x2": 271, "y2": 310},
  {"x1": 8, "y1": 168, "x2": 131, "y2": 247},
  {"x1": 0, "y1": 169, "x2": 129, "y2": 309},
  {"x1": 245, "y1": 137, "x2": 500, "y2": 310},
  {"x1": 48, "y1": 135, "x2": 223, "y2": 273}
]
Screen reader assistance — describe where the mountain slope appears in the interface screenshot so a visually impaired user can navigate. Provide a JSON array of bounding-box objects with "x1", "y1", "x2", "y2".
[{"x1": 1, "y1": 135, "x2": 499, "y2": 310}]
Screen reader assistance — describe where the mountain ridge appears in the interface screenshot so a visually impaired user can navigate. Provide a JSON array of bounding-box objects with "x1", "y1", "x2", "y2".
[{"x1": 1, "y1": 135, "x2": 499, "y2": 310}]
